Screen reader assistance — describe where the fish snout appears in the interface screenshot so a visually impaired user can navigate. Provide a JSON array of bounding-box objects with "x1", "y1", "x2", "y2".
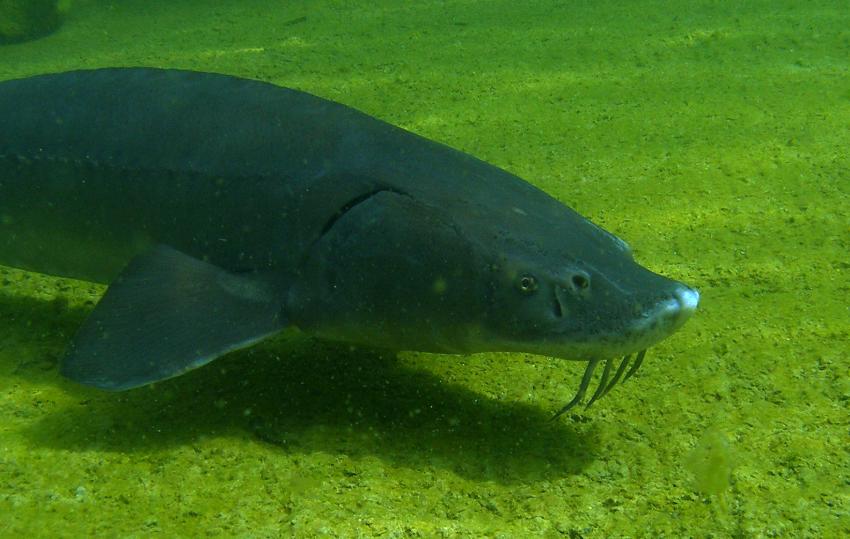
[
  {"x1": 673, "y1": 285, "x2": 700, "y2": 319},
  {"x1": 655, "y1": 284, "x2": 700, "y2": 332}
]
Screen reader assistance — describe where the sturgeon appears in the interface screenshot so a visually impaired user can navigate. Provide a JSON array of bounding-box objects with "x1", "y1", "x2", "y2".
[{"x1": 0, "y1": 68, "x2": 699, "y2": 417}]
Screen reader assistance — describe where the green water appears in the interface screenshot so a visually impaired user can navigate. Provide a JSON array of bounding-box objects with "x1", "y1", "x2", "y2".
[{"x1": 1, "y1": 1, "x2": 847, "y2": 536}]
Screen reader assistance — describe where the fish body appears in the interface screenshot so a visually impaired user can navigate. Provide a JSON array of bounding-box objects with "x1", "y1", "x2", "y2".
[{"x1": 0, "y1": 68, "x2": 698, "y2": 413}]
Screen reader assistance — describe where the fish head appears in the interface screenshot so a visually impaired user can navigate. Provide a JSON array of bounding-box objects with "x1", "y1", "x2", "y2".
[{"x1": 464, "y1": 197, "x2": 699, "y2": 360}]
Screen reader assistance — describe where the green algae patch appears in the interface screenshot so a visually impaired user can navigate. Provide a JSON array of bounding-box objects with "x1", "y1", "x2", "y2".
[{"x1": 686, "y1": 428, "x2": 734, "y2": 499}]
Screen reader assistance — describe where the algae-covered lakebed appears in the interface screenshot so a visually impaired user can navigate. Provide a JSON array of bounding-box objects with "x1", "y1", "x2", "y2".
[{"x1": 1, "y1": 1, "x2": 848, "y2": 536}]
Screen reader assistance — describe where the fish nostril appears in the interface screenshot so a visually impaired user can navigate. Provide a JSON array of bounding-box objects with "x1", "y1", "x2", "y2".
[
  {"x1": 552, "y1": 297, "x2": 563, "y2": 318},
  {"x1": 552, "y1": 288, "x2": 568, "y2": 319},
  {"x1": 570, "y1": 271, "x2": 590, "y2": 292}
]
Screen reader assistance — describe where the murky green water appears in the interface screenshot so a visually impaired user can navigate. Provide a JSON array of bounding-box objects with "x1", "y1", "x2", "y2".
[{"x1": 1, "y1": 1, "x2": 847, "y2": 536}]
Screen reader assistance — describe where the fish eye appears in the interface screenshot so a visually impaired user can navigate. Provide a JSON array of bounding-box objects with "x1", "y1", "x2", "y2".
[{"x1": 517, "y1": 274, "x2": 538, "y2": 294}]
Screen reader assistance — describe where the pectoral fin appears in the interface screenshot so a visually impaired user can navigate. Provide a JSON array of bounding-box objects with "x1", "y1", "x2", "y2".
[{"x1": 60, "y1": 245, "x2": 287, "y2": 390}]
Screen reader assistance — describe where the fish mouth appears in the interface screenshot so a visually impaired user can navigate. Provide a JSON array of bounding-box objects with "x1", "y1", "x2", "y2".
[{"x1": 550, "y1": 285, "x2": 700, "y2": 420}]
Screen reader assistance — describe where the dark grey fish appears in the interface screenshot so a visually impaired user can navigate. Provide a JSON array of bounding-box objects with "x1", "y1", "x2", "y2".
[{"x1": 0, "y1": 68, "x2": 698, "y2": 416}]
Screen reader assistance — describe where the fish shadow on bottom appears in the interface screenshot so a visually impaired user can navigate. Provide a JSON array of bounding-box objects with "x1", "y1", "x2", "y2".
[{"x1": 7, "y1": 294, "x2": 598, "y2": 484}]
